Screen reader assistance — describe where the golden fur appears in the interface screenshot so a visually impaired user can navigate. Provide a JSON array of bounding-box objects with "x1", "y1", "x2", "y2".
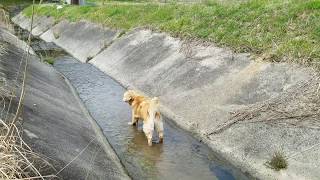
[{"x1": 123, "y1": 90, "x2": 164, "y2": 146}]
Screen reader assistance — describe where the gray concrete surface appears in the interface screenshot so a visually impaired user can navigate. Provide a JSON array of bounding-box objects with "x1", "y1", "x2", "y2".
[
  {"x1": 40, "y1": 25, "x2": 56, "y2": 42},
  {"x1": 0, "y1": 26, "x2": 35, "y2": 55},
  {"x1": 12, "y1": 12, "x2": 56, "y2": 40},
  {"x1": 11, "y1": 12, "x2": 32, "y2": 30},
  {"x1": 11, "y1": 13, "x2": 54, "y2": 37},
  {"x1": 12, "y1": 13, "x2": 120, "y2": 63},
  {"x1": 0, "y1": 27, "x2": 130, "y2": 180},
  {"x1": 89, "y1": 29, "x2": 320, "y2": 179},
  {"x1": 13, "y1": 14, "x2": 320, "y2": 179},
  {"x1": 31, "y1": 16, "x2": 55, "y2": 36},
  {"x1": 11, "y1": 13, "x2": 43, "y2": 33},
  {"x1": 43, "y1": 19, "x2": 120, "y2": 62}
]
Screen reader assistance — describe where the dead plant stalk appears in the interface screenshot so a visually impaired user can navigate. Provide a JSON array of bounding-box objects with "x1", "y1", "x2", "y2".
[{"x1": 5, "y1": 0, "x2": 35, "y2": 141}]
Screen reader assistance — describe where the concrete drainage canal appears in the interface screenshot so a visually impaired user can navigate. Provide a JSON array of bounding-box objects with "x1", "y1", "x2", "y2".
[{"x1": 14, "y1": 26, "x2": 252, "y2": 180}]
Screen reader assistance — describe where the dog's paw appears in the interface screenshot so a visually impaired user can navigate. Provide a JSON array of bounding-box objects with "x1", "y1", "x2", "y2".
[{"x1": 128, "y1": 122, "x2": 137, "y2": 126}]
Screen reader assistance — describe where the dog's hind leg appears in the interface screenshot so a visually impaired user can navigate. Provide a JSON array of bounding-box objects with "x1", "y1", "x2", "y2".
[
  {"x1": 143, "y1": 120, "x2": 154, "y2": 146},
  {"x1": 158, "y1": 131, "x2": 164, "y2": 143},
  {"x1": 146, "y1": 132, "x2": 153, "y2": 146},
  {"x1": 155, "y1": 112, "x2": 164, "y2": 143}
]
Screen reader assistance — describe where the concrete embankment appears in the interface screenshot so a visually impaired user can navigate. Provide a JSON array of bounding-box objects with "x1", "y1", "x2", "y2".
[
  {"x1": 13, "y1": 12, "x2": 320, "y2": 179},
  {"x1": 0, "y1": 24, "x2": 129, "y2": 179}
]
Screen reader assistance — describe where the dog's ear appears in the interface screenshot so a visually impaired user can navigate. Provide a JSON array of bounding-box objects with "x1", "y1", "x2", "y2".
[{"x1": 128, "y1": 97, "x2": 134, "y2": 105}]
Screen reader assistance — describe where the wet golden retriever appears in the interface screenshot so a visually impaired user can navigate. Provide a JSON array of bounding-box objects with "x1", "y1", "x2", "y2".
[{"x1": 123, "y1": 90, "x2": 164, "y2": 146}]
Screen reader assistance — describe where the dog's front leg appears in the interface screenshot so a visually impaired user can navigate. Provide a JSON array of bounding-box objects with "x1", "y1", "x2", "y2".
[{"x1": 128, "y1": 110, "x2": 137, "y2": 126}]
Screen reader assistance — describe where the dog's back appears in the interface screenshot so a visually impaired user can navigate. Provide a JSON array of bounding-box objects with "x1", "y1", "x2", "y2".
[
  {"x1": 132, "y1": 96, "x2": 147, "y2": 118},
  {"x1": 136, "y1": 97, "x2": 159, "y2": 121}
]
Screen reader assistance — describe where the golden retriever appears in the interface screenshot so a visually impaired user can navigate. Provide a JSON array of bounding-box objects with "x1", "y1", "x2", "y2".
[{"x1": 123, "y1": 90, "x2": 164, "y2": 146}]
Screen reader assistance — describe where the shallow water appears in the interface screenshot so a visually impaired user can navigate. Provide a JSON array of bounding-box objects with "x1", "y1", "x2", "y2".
[{"x1": 53, "y1": 56, "x2": 250, "y2": 180}]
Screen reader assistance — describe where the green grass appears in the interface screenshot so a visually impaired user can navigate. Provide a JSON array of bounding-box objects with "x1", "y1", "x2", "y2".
[
  {"x1": 24, "y1": 0, "x2": 320, "y2": 66},
  {"x1": 1, "y1": 0, "x2": 38, "y2": 7},
  {"x1": 86, "y1": 0, "x2": 149, "y2": 4},
  {"x1": 43, "y1": 57, "x2": 55, "y2": 65}
]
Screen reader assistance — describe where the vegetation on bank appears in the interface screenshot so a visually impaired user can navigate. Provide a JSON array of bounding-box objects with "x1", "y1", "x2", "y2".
[
  {"x1": 1, "y1": 0, "x2": 38, "y2": 7},
  {"x1": 43, "y1": 57, "x2": 55, "y2": 65},
  {"x1": 24, "y1": 0, "x2": 320, "y2": 66}
]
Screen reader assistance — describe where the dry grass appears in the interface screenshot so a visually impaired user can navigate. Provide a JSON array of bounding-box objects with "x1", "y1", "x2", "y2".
[
  {"x1": 0, "y1": 4, "x2": 56, "y2": 179},
  {"x1": 0, "y1": 43, "x2": 7, "y2": 56},
  {"x1": 208, "y1": 75, "x2": 320, "y2": 135},
  {"x1": 0, "y1": 119, "x2": 55, "y2": 179}
]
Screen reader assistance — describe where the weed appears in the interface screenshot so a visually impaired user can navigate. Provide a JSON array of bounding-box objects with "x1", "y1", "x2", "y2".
[
  {"x1": 266, "y1": 151, "x2": 288, "y2": 171},
  {"x1": 117, "y1": 30, "x2": 126, "y2": 38},
  {"x1": 44, "y1": 57, "x2": 54, "y2": 65}
]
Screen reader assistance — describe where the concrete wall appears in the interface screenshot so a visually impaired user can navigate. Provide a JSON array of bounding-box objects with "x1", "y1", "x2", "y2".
[
  {"x1": 12, "y1": 13, "x2": 320, "y2": 180},
  {"x1": 1, "y1": 23, "x2": 129, "y2": 180},
  {"x1": 12, "y1": 14, "x2": 120, "y2": 62},
  {"x1": 0, "y1": 27, "x2": 35, "y2": 55}
]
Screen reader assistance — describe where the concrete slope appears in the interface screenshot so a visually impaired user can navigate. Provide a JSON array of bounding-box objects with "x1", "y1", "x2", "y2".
[
  {"x1": 90, "y1": 29, "x2": 319, "y2": 179},
  {"x1": 11, "y1": 12, "x2": 32, "y2": 30},
  {"x1": 30, "y1": 15, "x2": 55, "y2": 36},
  {"x1": 0, "y1": 27, "x2": 35, "y2": 54},
  {"x1": 0, "y1": 28, "x2": 129, "y2": 180},
  {"x1": 12, "y1": 12, "x2": 120, "y2": 63},
  {"x1": 13, "y1": 14, "x2": 320, "y2": 179},
  {"x1": 90, "y1": 29, "x2": 310, "y2": 131},
  {"x1": 12, "y1": 12, "x2": 54, "y2": 37},
  {"x1": 43, "y1": 19, "x2": 120, "y2": 62}
]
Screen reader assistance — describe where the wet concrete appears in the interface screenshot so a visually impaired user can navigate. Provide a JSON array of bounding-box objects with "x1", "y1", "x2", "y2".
[{"x1": 53, "y1": 55, "x2": 250, "y2": 180}]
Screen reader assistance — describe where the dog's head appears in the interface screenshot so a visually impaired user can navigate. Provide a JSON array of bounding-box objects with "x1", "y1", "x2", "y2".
[{"x1": 123, "y1": 90, "x2": 137, "y2": 105}]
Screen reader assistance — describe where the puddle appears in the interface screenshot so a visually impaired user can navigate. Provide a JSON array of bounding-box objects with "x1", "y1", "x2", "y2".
[{"x1": 14, "y1": 26, "x2": 252, "y2": 180}]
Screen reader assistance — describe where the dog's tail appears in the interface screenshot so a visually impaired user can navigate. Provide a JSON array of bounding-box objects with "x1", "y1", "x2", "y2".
[
  {"x1": 151, "y1": 97, "x2": 159, "y2": 105},
  {"x1": 148, "y1": 97, "x2": 160, "y2": 120}
]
